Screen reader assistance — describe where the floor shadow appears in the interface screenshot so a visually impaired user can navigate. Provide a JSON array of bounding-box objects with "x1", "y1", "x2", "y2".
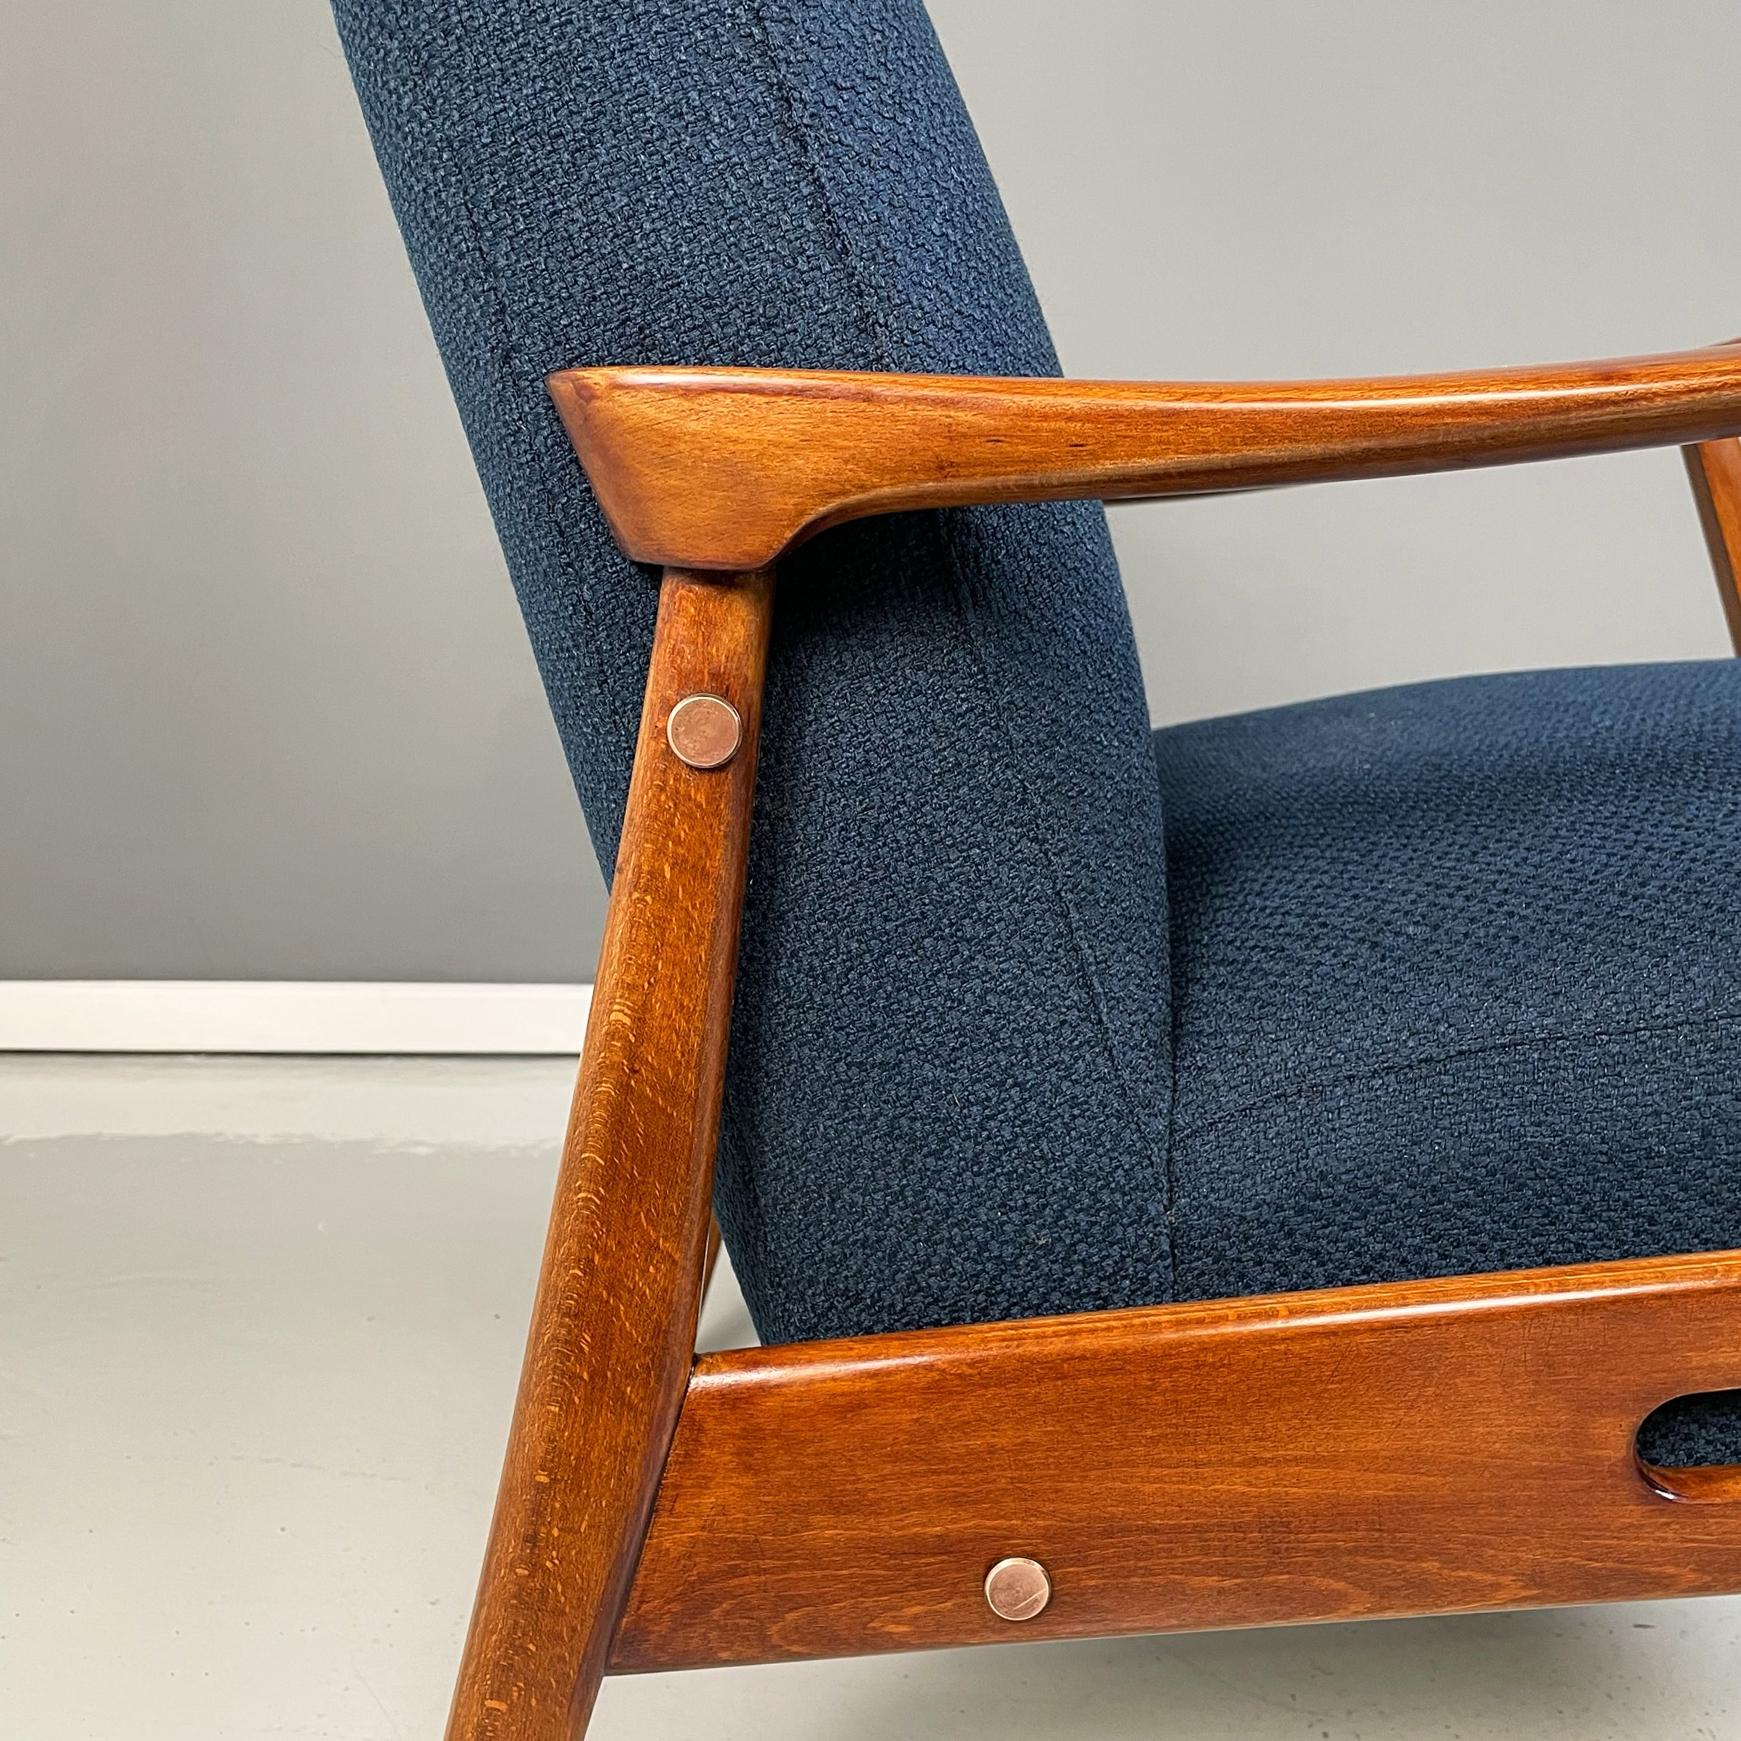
[{"x1": 798, "y1": 1603, "x2": 1728, "y2": 1741}]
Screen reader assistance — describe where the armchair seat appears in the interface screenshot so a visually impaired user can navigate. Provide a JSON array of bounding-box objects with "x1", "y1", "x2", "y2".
[
  {"x1": 732, "y1": 654, "x2": 1741, "y2": 1463},
  {"x1": 333, "y1": 0, "x2": 1741, "y2": 1717},
  {"x1": 1159, "y1": 657, "x2": 1741, "y2": 1463}
]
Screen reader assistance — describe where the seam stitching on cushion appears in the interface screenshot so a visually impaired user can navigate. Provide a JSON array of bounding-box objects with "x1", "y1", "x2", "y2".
[
  {"x1": 745, "y1": 2, "x2": 1173, "y2": 1273},
  {"x1": 740, "y1": 0, "x2": 896, "y2": 1329},
  {"x1": 1160, "y1": 737, "x2": 1183, "y2": 1297},
  {"x1": 1173, "y1": 1005, "x2": 1741, "y2": 1142},
  {"x1": 391, "y1": 23, "x2": 621, "y2": 776},
  {"x1": 929, "y1": 530, "x2": 1168, "y2": 1163},
  {"x1": 743, "y1": 2, "x2": 894, "y2": 361}
]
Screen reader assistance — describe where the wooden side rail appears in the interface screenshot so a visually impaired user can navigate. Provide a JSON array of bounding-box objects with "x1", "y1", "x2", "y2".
[
  {"x1": 550, "y1": 345, "x2": 1741, "y2": 572},
  {"x1": 614, "y1": 1250, "x2": 1741, "y2": 1672},
  {"x1": 445, "y1": 569, "x2": 773, "y2": 1741}
]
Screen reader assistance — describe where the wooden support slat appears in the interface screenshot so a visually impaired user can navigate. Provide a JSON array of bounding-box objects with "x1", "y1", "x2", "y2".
[
  {"x1": 446, "y1": 568, "x2": 772, "y2": 1741},
  {"x1": 613, "y1": 1250, "x2": 1741, "y2": 1672},
  {"x1": 1684, "y1": 438, "x2": 1741, "y2": 652}
]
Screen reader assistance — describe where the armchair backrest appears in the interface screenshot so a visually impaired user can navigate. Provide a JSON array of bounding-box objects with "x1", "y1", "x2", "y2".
[{"x1": 334, "y1": 0, "x2": 1174, "y2": 1336}]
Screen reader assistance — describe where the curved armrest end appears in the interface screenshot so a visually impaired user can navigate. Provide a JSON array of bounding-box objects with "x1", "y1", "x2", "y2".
[{"x1": 551, "y1": 345, "x2": 1741, "y2": 573}]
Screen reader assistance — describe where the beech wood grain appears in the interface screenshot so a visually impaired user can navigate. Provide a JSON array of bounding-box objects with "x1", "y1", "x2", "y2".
[
  {"x1": 701, "y1": 1215, "x2": 723, "y2": 1302},
  {"x1": 445, "y1": 568, "x2": 772, "y2": 1741},
  {"x1": 1684, "y1": 437, "x2": 1741, "y2": 652},
  {"x1": 550, "y1": 345, "x2": 1741, "y2": 571},
  {"x1": 613, "y1": 1250, "x2": 1741, "y2": 1672}
]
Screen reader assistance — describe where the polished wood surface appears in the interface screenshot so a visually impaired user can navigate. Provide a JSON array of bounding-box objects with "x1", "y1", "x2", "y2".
[
  {"x1": 613, "y1": 1250, "x2": 1741, "y2": 1672},
  {"x1": 446, "y1": 568, "x2": 773, "y2": 1741},
  {"x1": 1684, "y1": 437, "x2": 1741, "y2": 652},
  {"x1": 701, "y1": 1215, "x2": 723, "y2": 1303},
  {"x1": 550, "y1": 345, "x2": 1741, "y2": 571}
]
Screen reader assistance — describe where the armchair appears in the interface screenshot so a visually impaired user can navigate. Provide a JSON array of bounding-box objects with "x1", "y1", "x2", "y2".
[{"x1": 333, "y1": 3, "x2": 1741, "y2": 1737}]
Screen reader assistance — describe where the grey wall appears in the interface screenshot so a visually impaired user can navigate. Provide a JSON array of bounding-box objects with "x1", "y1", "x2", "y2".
[{"x1": 4, "y1": 1, "x2": 1737, "y2": 982}]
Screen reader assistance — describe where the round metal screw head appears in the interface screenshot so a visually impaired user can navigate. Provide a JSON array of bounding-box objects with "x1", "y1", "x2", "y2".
[
  {"x1": 984, "y1": 1556, "x2": 1051, "y2": 1622},
  {"x1": 666, "y1": 693, "x2": 742, "y2": 770}
]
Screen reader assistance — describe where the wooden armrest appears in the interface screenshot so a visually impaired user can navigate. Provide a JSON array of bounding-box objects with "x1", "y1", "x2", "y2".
[{"x1": 548, "y1": 344, "x2": 1741, "y2": 572}]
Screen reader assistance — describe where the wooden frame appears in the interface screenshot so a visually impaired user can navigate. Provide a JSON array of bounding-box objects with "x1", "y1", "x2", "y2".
[
  {"x1": 447, "y1": 346, "x2": 1741, "y2": 1741},
  {"x1": 618, "y1": 1251, "x2": 1741, "y2": 1671}
]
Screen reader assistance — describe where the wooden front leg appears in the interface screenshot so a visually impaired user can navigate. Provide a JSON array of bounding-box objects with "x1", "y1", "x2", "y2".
[
  {"x1": 1685, "y1": 438, "x2": 1741, "y2": 652},
  {"x1": 446, "y1": 567, "x2": 773, "y2": 1741}
]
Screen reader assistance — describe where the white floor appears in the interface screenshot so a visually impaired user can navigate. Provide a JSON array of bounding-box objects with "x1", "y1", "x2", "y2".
[{"x1": 3, "y1": 1055, "x2": 1739, "y2": 1741}]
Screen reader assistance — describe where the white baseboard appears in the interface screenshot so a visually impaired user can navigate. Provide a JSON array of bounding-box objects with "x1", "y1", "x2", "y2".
[{"x1": 0, "y1": 981, "x2": 593, "y2": 1056}]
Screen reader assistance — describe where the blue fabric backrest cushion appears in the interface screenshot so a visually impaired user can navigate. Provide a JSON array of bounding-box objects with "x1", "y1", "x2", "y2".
[{"x1": 332, "y1": 0, "x2": 1174, "y2": 1339}]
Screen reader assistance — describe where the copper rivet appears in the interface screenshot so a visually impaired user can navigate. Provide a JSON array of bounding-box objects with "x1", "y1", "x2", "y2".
[
  {"x1": 984, "y1": 1556, "x2": 1051, "y2": 1622},
  {"x1": 666, "y1": 693, "x2": 742, "y2": 770}
]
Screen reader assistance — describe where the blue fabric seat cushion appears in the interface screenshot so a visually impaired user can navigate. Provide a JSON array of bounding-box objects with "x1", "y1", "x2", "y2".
[{"x1": 1156, "y1": 657, "x2": 1741, "y2": 1466}]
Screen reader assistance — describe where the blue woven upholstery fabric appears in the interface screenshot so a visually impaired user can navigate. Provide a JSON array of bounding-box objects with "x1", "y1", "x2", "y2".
[
  {"x1": 1157, "y1": 660, "x2": 1741, "y2": 1465},
  {"x1": 334, "y1": 1, "x2": 1741, "y2": 1465},
  {"x1": 331, "y1": 0, "x2": 1174, "y2": 1338}
]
